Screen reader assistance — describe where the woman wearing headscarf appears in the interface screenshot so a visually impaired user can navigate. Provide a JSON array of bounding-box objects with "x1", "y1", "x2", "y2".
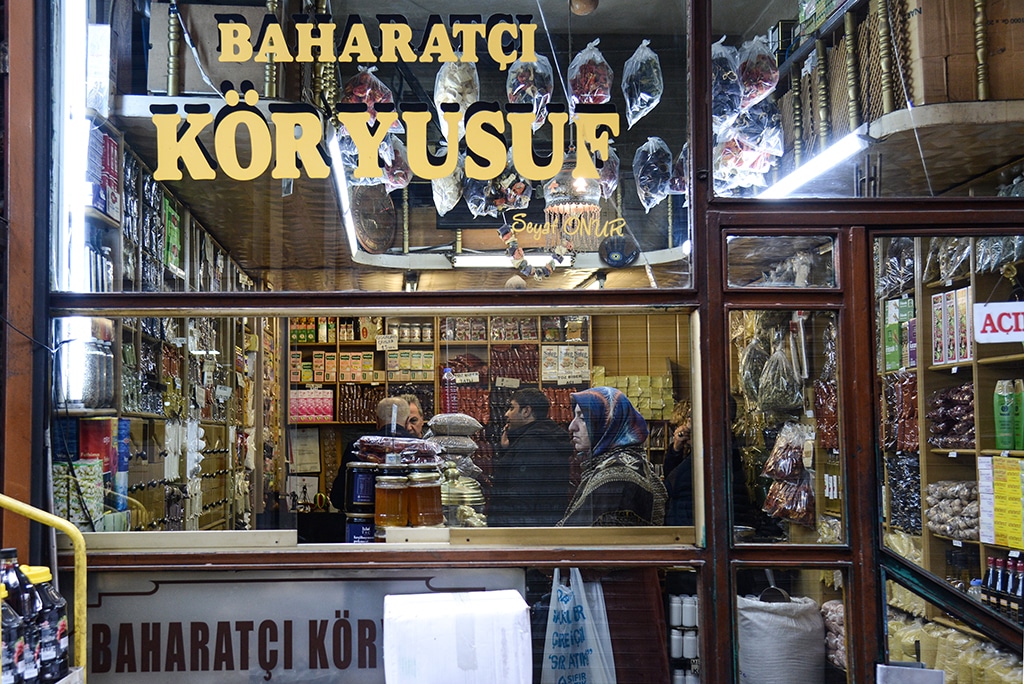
[{"x1": 558, "y1": 386, "x2": 668, "y2": 526}]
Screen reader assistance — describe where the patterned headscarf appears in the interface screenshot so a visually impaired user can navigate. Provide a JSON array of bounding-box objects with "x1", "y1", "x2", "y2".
[{"x1": 571, "y1": 386, "x2": 649, "y2": 457}]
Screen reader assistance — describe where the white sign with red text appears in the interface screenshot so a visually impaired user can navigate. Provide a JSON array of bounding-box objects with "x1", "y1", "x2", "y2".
[{"x1": 974, "y1": 302, "x2": 1024, "y2": 343}]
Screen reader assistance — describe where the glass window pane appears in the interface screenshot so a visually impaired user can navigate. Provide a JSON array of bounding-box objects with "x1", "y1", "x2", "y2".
[
  {"x1": 874, "y1": 233, "x2": 1024, "y2": 617},
  {"x1": 726, "y1": 234, "x2": 837, "y2": 288},
  {"x1": 729, "y1": 309, "x2": 846, "y2": 545},
  {"x1": 711, "y1": 3, "x2": 1024, "y2": 200},
  {"x1": 53, "y1": 2, "x2": 692, "y2": 294}
]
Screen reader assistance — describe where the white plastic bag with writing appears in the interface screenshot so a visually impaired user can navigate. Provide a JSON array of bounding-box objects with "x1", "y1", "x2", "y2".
[{"x1": 541, "y1": 567, "x2": 617, "y2": 684}]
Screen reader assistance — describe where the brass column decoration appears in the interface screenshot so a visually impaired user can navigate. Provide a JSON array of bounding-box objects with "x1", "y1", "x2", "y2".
[
  {"x1": 265, "y1": 0, "x2": 279, "y2": 98},
  {"x1": 877, "y1": 0, "x2": 895, "y2": 114},
  {"x1": 791, "y1": 71, "x2": 803, "y2": 166},
  {"x1": 402, "y1": 187, "x2": 410, "y2": 254},
  {"x1": 815, "y1": 39, "x2": 831, "y2": 149},
  {"x1": 844, "y1": 11, "x2": 862, "y2": 129},
  {"x1": 974, "y1": 0, "x2": 989, "y2": 101},
  {"x1": 455, "y1": 229, "x2": 463, "y2": 255},
  {"x1": 167, "y1": 3, "x2": 181, "y2": 97}
]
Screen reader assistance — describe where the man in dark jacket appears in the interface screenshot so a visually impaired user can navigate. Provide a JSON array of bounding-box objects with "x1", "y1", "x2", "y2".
[{"x1": 489, "y1": 388, "x2": 572, "y2": 526}]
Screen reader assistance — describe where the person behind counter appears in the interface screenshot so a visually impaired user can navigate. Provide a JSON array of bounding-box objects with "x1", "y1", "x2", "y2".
[
  {"x1": 489, "y1": 388, "x2": 573, "y2": 526},
  {"x1": 329, "y1": 396, "x2": 412, "y2": 511},
  {"x1": 663, "y1": 400, "x2": 693, "y2": 526},
  {"x1": 558, "y1": 386, "x2": 667, "y2": 527},
  {"x1": 400, "y1": 393, "x2": 426, "y2": 438}
]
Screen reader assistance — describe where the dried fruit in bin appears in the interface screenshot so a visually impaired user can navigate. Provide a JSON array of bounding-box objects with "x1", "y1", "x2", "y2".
[
  {"x1": 434, "y1": 59, "x2": 480, "y2": 142},
  {"x1": 621, "y1": 39, "x2": 664, "y2": 129},
  {"x1": 738, "y1": 36, "x2": 779, "y2": 110},
  {"x1": 632, "y1": 136, "x2": 673, "y2": 213},
  {"x1": 568, "y1": 39, "x2": 614, "y2": 110},
  {"x1": 506, "y1": 54, "x2": 554, "y2": 130}
]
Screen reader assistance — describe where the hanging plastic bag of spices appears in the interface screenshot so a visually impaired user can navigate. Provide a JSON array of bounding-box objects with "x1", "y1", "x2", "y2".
[
  {"x1": 506, "y1": 54, "x2": 554, "y2": 130},
  {"x1": 340, "y1": 66, "x2": 403, "y2": 134},
  {"x1": 339, "y1": 133, "x2": 386, "y2": 187},
  {"x1": 568, "y1": 39, "x2": 614, "y2": 112},
  {"x1": 758, "y1": 328, "x2": 805, "y2": 412},
  {"x1": 434, "y1": 59, "x2": 480, "y2": 142},
  {"x1": 738, "y1": 36, "x2": 779, "y2": 110},
  {"x1": 622, "y1": 39, "x2": 664, "y2": 129},
  {"x1": 738, "y1": 333, "x2": 769, "y2": 402},
  {"x1": 731, "y1": 98, "x2": 784, "y2": 159},
  {"x1": 382, "y1": 134, "x2": 412, "y2": 193},
  {"x1": 711, "y1": 37, "x2": 742, "y2": 135},
  {"x1": 669, "y1": 142, "x2": 689, "y2": 195},
  {"x1": 464, "y1": 152, "x2": 532, "y2": 218},
  {"x1": 598, "y1": 146, "x2": 620, "y2": 200},
  {"x1": 431, "y1": 147, "x2": 464, "y2": 217},
  {"x1": 632, "y1": 136, "x2": 672, "y2": 213}
]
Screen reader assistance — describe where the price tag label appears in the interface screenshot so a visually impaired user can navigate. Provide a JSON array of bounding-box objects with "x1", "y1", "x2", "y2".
[
  {"x1": 376, "y1": 334, "x2": 398, "y2": 351},
  {"x1": 455, "y1": 372, "x2": 480, "y2": 384},
  {"x1": 170, "y1": 336, "x2": 187, "y2": 347},
  {"x1": 951, "y1": 366, "x2": 958, "y2": 374},
  {"x1": 306, "y1": 383, "x2": 322, "y2": 390},
  {"x1": 952, "y1": 540, "x2": 963, "y2": 548},
  {"x1": 495, "y1": 376, "x2": 521, "y2": 389},
  {"x1": 948, "y1": 451, "x2": 958, "y2": 458},
  {"x1": 203, "y1": 359, "x2": 216, "y2": 373},
  {"x1": 1002, "y1": 450, "x2": 1011, "y2": 457},
  {"x1": 1009, "y1": 550, "x2": 1021, "y2": 559},
  {"x1": 195, "y1": 385, "x2": 206, "y2": 407},
  {"x1": 557, "y1": 371, "x2": 586, "y2": 385},
  {"x1": 215, "y1": 385, "x2": 233, "y2": 401}
]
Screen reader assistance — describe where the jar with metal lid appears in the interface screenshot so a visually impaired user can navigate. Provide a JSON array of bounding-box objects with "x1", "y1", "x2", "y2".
[
  {"x1": 374, "y1": 475, "x2": 409, "y2": 527},
  {"x1": 345, "y1": 462, "x2": 377, "y2": 514},
  {"x1": 421, "y1": 322, "x2": 434, "y2": 342},
  {"x1": 399, "y1": 323, "x2": 411, "y2": 343},
  {"x1": 345, "y1": 513, "x2": 375, "y2": 543},
  {"x1": 409, "y1": 323, "x2": 421, "y2": 343},
  {"x1": 407, "y1": 471, "x2": 443, "y2": 527},
  {"x1": 387, "y1": 321, "x2": 400, "y2": 338}
]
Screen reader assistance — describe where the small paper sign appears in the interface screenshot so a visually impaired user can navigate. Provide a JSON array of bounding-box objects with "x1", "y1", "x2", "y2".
[
  {"x1": 455, "y1": 372, "x2": 480, "y2": 384},
  {"x1": 975, "y1": 302, "x2": 1024, "y2": 343},
  {"x1": 557, "y1": 371, "x2": 586, "y2": 385},
  {"x1": 215, "y1": 385, "x2": 233, "y2": 401},
  {"x1": 495, "y1": 377, "x2": 521, "y2": 389},
  {"x1": 376, "y1": 334, "x2": 398, "y2": 351}
]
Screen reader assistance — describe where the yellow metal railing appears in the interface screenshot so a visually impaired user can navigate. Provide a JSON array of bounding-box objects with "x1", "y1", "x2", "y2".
[{"x1": 0, "y1": 493, "x2": 87, "y2": 681}]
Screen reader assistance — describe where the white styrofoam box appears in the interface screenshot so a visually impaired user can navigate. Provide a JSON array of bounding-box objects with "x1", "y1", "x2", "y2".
[{"x1": 383, "y1": 589, "x2": 531, "y2": 684}]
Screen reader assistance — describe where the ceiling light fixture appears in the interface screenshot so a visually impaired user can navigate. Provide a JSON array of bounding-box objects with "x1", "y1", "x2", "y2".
[
  {"x1": 758, "y1": 133, "x2": 868, "y2": 199},
  {"x1": 450, "y1": 253, "x2": 572, "y2": 269},
  {"x1": 327, "y1": 132, "x2": 360, "y2": 256}
]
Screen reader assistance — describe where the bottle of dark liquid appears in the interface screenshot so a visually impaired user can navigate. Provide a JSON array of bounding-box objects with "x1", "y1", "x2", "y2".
[
  {"x1": 0, "y1": 549, "x2": 41, "y2": 683},
  {"x1": 23, "y1": 566, "x2": 67, "y2": 681},
  {"x1": 1, "y1": 584, "x2": 24, "y2": 684},
  {"x1": 1015, "y1": 560, "x2": 1024, "y2": 627},
  {"x1": 1003, "y1": 559, "x2": 1017, "y2": 620},
  {"x1": 993, "y1": 557, "x2": 1007, "y2": 616},
  {"x1": 982, "y1": 556, "x2": 995, "y2": 610}
]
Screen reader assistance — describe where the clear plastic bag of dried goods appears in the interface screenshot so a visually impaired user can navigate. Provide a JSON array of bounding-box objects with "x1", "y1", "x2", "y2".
[
  {"x1": 338, "y1": 133, "x2": 386, "y2": 187},
  {"x1": 569, "y1": 39, "x2": 614, "y2": 110},
  {"x1": 738, "y1": 36, "x2": 779, "y2": 110},
  {"x1": 669, "y1": 142, "x2": 689, "y2": 195},
  {"x1": 738, "y1": 334, "x2": 769, "y2": 402},
  {"x1": 434, "y1": 59, "x2": 480, "y2": 142},
  {"x1": 598, "y1": 146, "x2": 620, "y2": 200},
  {"x1": 463, "y1": 152, "x2": 532, "y2": 218},
  {"x1": 711, "y1": 37, "x2": 742, "y2": 135},
  {"x1": 633, "y1": 136, "x2": 673, "y2": 212},
  {"x1": 762, "y1": 421, "x2": 812, "y2": 481},
  {"x1": 506, "y1": 54, "x2": 554, "y2": 130},
  {"x1": 763, "y1": 470, "x2": 816, "y2": 526},
  {"x1": 622, "y1": 39, "x2": 664, "y2": 129},
  {"x1": 731, "y1": 98, "x2": 784, "y2": 158},
  {"x1": 382, "y1": 134, "x2": 412, "y2": 192},
  {"x1": 431, "y1": 147, "x2": 465, "y2": 217},
  {"x1": 340, "y1": 66, "x2": 403, "y2": 134},
  {"x1": 758, "y1": 329, "x2": 804, "y2": 412}
]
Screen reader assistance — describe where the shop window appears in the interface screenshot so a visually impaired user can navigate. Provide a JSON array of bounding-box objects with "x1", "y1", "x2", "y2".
[
  {"x1": 53, "y1": 1, "x2": 692, "y2": 294},
  {"x1": 728, "y1": 309, "x2": 846, "y2": 545},
  {"x1": 726, "y1": 233, "x2": 838, "y2": 288},
  {"x1": 734, "y1": 565, "x2": 850, "y2": 682},
  {"x1": 873, "y1": 234, "x2": 1024, "y2": 620},
  {"x1": 711, "y1": 2, "x2": 1024, "y2": 199},
  {"x1": 50, "y1": 311, "x2": 700, "y2": 541}
]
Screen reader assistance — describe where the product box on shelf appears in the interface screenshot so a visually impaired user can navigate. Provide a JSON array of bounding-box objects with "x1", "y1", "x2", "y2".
[
  {"x1": 986, "y1": 0, "x2": 1024, "y2": 100},
  {"x1": 901, "y1": 0, "x2": 976, "y2": 105},
  {"x1": 288, "y1": 389, "x2": 334, "y2": 423},
  {"x1": 931, "y1": 293, "x2": 945, "y2": 365},
  {"x1": 944, "y1": 290, "x2": 957, "y2": 364},
  {"x1": 956, "y1": 286, "x2": 973, "y2": 362}
]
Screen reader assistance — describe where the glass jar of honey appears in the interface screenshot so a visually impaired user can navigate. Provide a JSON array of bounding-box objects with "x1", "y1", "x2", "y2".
[
  {"x1": 407, "y1": 471, "x2": 443, "y2": 527},
  {"x1": 374, "y1": 475, "x2": 409, "y2": 528}
]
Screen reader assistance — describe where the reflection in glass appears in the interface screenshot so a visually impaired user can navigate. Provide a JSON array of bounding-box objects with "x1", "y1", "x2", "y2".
[
  {"x1": 735, "y1": 566, "x2": 849, "y2": 680},
  {"x1": 729, "y1": 310, "x2": 845, "y2": 545},
  {"x1": 711, "y1": 2, "x2": 1024, "y2": 200},
  {"x1": 726, "y1": 234, "x2": 837, "y2": 288}
]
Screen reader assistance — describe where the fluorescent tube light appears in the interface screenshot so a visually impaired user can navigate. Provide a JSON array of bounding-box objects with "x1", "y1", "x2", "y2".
[
  {"x1": 759, "y1": 133, "x2": 868, "y2": 199},
  {"x1": 450, "y1": 253, "x2": 570, "y2": 269},
  {"x1": 327, "y1": 132, "x2": 359, "y2": 256}
]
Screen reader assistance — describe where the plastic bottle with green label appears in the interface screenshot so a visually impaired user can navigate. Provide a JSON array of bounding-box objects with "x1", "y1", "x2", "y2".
[{"x1": 994, "y1": 380, "x2": 1015, "y2": 450}]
